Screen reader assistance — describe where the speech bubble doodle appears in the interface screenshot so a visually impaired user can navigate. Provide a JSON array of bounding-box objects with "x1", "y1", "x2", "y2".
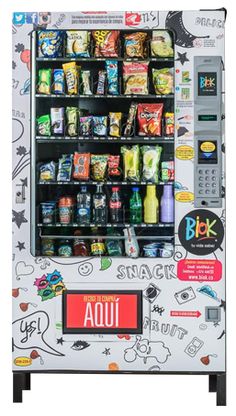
[
  {"x1": 12, "y1": 310, "x2": 64, "y2": 356},
  {"x1": 15, "y1": 261, "x2": 34, "y2": 280},
  {"x1": 175, "y1": 191, "x2": 194, "y2": 203}
]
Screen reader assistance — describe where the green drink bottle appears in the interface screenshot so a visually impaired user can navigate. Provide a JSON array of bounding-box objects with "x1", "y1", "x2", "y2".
[{"x1": 130, "y1": 187, "x2": 142, "y2": 224}]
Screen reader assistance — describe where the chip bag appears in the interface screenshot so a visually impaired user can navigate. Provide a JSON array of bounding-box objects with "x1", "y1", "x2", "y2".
[
  {"x1": 164, "y1": 112, "x2": 174, "y2": 136},
  {"x1": 37, "y1": 115, "x2": 51, "y2": 136},
  {"x1": 106, "y1": 60, "x2": 119, "y2": 95},
  {"x1": 121, "y1": 145, "x2": 140, "y2": 181},
  {"x1": 38, "y1": 30, "x2": 63, "y2": 58},
  {"x1": 137, "y1": 103, "x2": 163, "y2": 136},
  {"x1": 109, "y1": 112, "x2": 122, "y2": 137},
  {"x1": 152, "y1": 68, "x2": 174, "y2": 95},
  {"x1": 91, "y1": 154, "x2": 109, "y2": 181},
  {"x1": 66, "y1": 107, "x2": 78, "y2": 136},
  {"x1": 124, "y1": 32, "x2": 147, "y2": 58},
  {"x1": 39, "y1": 161, "x2": 56, "y2": 182},
  {"x1": 63, "y1": 62, "x2": 79, "y2": 95},
  {"x1": 57, "y1": 154, "x2": 73, "y2": 182},
  {"x1": 151, "y1": 30, "x2": 174, "y2": 57},
  {"x1": 141, "y1": 145, "x2": 162, "y2": 183},
  {"x1": 38, "y1": 69, "x2": 51, "y2": 94},
  {"x1": 66, "y1": 30, "x2": 90, "y2": 57},
  {"x1": 92, "y1": 30, "x2": 120, "y2": 57},
  {"x1": 73, "y1": 153, "x2": 90, "y2": 180},
  {"x1": 123, "y1": 61, "x2": 149, "y2": 95}
]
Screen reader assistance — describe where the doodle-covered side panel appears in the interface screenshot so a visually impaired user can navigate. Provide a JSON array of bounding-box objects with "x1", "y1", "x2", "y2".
[{"x1": 12, "y1": 10, "x2": 225, "y2": 372}]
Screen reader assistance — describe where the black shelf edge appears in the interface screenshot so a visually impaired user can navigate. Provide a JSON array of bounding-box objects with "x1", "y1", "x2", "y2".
[
  {"x1": 37, "y1": 181, "x2": 174, "y2": 186},
  {"x1": 37, "y1": 222, "x2": 174, "y2": 228},
  {"x1": 36, "y1": 57, "x2": 174, "y2": 62},
  {"x1": 35, "y1": 136, "x2": 174, "y2": 143},
  {"x1": 35, "y1": 93, "x2": 174, "y2": 99}
]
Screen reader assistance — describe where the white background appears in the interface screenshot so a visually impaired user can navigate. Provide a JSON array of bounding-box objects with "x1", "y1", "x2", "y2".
[{"x1": 0, "y1": 0, "x2": 235, "y2": 412}]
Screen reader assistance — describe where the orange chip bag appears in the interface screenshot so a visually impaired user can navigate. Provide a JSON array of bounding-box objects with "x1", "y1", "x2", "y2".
[
  {"x1": 137, "y1": 103, "x2": 163, "y2": 136},
  {"x1": 73, "y1": 152, "x2": 90, "y2": 180},
  {"x1": 92, "y1": 30, "x2": 120, "y2": 57}
]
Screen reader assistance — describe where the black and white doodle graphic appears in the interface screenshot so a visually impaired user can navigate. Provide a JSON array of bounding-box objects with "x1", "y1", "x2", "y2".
[
  {"x1": 143, "y1": 284, "x2": 161, "y2": 303},
  {"x1": 16, "y1": 241, "x2": 25, "y2": 251},
  {"x1": 12, "y1": 117, "x2": 24, "y2": 143},
  {"x1": 165, "y1": 11, "x2": 209, "y2": 48},
  {"x1": 56, "y1": 337, "x2": 65, "y2": 345},
  {"x1": 151, "y1": 304, "x2": 165, "y2": 315},
  {"x1": 217, "y1": 330, "x2": 226, "y2": 340},
  {"x1": 143, "y1": 317, "x2": 188, "y2": 340},
  {"x1": 78, "y1": 261, "x2": 93, "y2": 277},
  {"x1": 184, "y1": 337, "x2": 204, "y2": 357},
  {"x1": 176, "y1": 51, "x2": 189, "y2": 65},
  {"x1": 12, "y1": 311, "x2": 65, "y2": 356},
  {"x1": 71, "y1": 341, "x2": 90, "y2": 351},
  {"x1": 124, "y1": 336, "x2": 171, "y2": 365},
  {"x1": 35, "y1": 257, "x2": 51, "y2": 270},
  {"x1": 15, "y1": 261, "x2": 34, "y2": 281},
  {"x1": 174, "y1": 287, "x2": 196, "y2": 305},
  {"x1": 102, "y1": 348, "x2": 111, "y2": 356},
  {"x1": 12, "y1": 209, "x2": 28, "y2": 229}
]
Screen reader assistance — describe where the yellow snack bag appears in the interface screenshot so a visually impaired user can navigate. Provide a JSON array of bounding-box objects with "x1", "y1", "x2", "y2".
[{"x1": 62, "y1": 62, "x2": 78, "y2": 95}]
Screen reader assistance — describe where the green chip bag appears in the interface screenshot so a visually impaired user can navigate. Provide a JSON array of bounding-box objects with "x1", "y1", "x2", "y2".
[
  {"x1": 141, "y1": 145, "x2": 162, "y2": 183},
  {"x1": 38, "y1": 69, "x2": 52, "y2": 95},
  {"x1": 37, "y1": 115, "x2": 51, "y2": 136},
  {"x1": 121, "y1": 145, "x2": 140, "y2": 181},
  {"x1": 152, "y1": 68, "x2": 174, "y2": 95}
]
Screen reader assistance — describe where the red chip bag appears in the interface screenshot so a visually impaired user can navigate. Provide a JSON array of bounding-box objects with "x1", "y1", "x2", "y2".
[
  {"x1": 137, "y1": 103, "x2": 163, "y2": 136},
  {"x1": 73, "y1": 152, "x2": 90, "y2": 180},
  {"x1": 92, "y1": 30, "x2": 120, "y2": 57}
]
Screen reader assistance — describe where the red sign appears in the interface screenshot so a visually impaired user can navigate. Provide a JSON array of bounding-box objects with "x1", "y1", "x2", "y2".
[
  {"x1": 177, "y1": 259, "x2": 222, "y2": 282},
  {"x1": 125, "y1": 12, "x2": 141, "y2": 26},
  {"x1": 170, "y1": 310, "x2": 201, "y2": 318},
  {"x1": 63, "y1": 291, "x2": 142, "y2": 334}
]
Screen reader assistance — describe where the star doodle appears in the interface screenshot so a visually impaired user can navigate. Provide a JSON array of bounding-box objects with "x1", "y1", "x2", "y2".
[
  {"x1": 16, "y1": 146, "x2": 27, "y2": 156},
  {"x1": 219, "y1": 299, "x2": 226, "y2": 311},
  {"x1": 16, "y1": 241, "x2": 25, "y2": 251},
  {"x1": 15, "y1": 43, "x2": 25, "y2": 53},
  {"x1": 12, "y1": 210, "x2": 28, "y2": 229},
  {"x1": 102, "y1": 348, "x2": 111, "y2": 356},
  {"x1": 20, "y1": 177, "x2": 28, "y2": 187},
  {"x1": 56, "y1": 337, "x2": 65, "y2": 345},
  {"x1": 12, "y1": 61, "x2": 17, "y2": 70},
  {"x1": 176, "y1": 52, "x2": 189, "y2": 65}
]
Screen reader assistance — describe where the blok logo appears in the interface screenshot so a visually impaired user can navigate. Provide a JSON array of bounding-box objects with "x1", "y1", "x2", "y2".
[
  {"x1": 178, "y1": 209, "x2": 224, "y2": 255},
  {"x1": 199, "y1": 75, "x2": 215, "y2": 90}
]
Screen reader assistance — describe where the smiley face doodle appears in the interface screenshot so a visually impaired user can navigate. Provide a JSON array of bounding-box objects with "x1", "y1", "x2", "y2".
[{"x1": 78, "y1": 262, "x2": 93, "y2": 277}]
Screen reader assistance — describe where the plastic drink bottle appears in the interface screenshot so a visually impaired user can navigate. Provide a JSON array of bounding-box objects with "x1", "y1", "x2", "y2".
[
  {"x1": 77, "y1": 186, "x2": 91, "y2": 225},
  {"x1": 130, "y1": 187, "x2": 142, "y2": 224},
  {"x1": 93, "y1": 184, "x2": 107, "y2": 224},
  {"x1": 160, "y1": 184, "x2": 174, "y2": 223},
  {"x1": 144, "y1": 185, "x2": 159, "y2": 224},
  {"x1": 109, "y1": 187, "x2": 123, "y2": 223}
]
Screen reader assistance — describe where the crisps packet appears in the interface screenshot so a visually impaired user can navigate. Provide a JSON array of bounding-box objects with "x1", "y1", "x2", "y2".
[
  {"x1": 57, "y1": 154, "x2": 73, "y2": 182},
  {"x1": 124, "y1": 32, "x2": 147, "y2": 58},
  {"x1": 164, "y1": 112, "x2": 174, "y2": 136},
  {"x1": 63, "y1": 62, "x2": 79, "y2": 95},
  {"x1": 137, "y1": 103, "x2": 163, "y2": 136},
  {"x1": 39, "y1": 161, "x2": 56, "y2": 182},
  {"x1": 50, "y1": 107, "x2": 64, "y2": 135},
  {"x1": 37, "y1": 115, "x2": 51, "y2": 136},
  {"x1": 73, "y1": 153, "x2": 90, "y2": 180},
  {"x1": 93, "y1": 116, "x2": 107, "y2": 136},
  {"x1": 92, "y1": 30, "x2": 120, "y2": 57},
  {"x1": 141, "y1": 145, "x2": 162, "y2": 183},
  {"x1": 96, "y1": 70, "x2": 106, "y2": 95},
  {"x1": 66, "y1": 107, "x2": 78, "y2": 136},
  {"x1": 106, "y1": 60, "x2": 119, "y2": 95},
  {"x1": 66, "y1": 31, "x2": 90, "y2": 57},
  {"x1": 109, "y1": 112, "x2": 122, "y2": 137},
  {"x1": 108, "y1": 155, "x2": 121, "y2": 177},
  {"x1": 124, "y1": 102, "x2": 138, "y2": 136},
  {"x1": 91, "y1": 154, "x2": 109, "y2": 181},
  {"x1": 53, "y1": 69, "x2": 65, "y2": 94},
  {"x1": 123, "y1": 61, "x2": 149, "y2": 95},
  {"x1": 151, "y1": 30, "x2": 174, "y2": 57},
  {"x1": 38, "y1": 30, "x2": 63, "y2": 58},
  {"x1": 152, "y1": 68, "x2": 174, "y2": 95},
  {"x1": 81, "y1": 70, "x2": 92, "y2": 95},
  {"x1": 121, "y1": 145, "x2": 140, "y2": 181},
  {"x1": 80, "y1": 116, "x2": 92, "y2": 136},
  {"x1": 38, "y1": 69, "x2": 51, "y2": 94}
]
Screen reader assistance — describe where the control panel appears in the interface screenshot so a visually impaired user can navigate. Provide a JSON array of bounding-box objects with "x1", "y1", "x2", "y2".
[{"x1": 194, "y1": 56, "x2": 223, "y2": 208}]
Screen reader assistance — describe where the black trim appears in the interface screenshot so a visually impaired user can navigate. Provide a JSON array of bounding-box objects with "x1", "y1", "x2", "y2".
[
  {"x1": 62, "y1": 290, "x2": 143, "y2": 334},
  {"x1": 13, "y1": 370, "x2": 226, "y2": 375}
]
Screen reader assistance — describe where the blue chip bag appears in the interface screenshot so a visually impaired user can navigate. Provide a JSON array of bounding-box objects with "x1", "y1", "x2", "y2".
[
  {"x1": 38, "y1": 30, "x2": 63, "y2": 58},
  {"x1": 57, "y1": 154, "x2": 73, "y2": 182},
  {"x1": 106, "y1": 60, "x2": 119, "y2": 95},
  {"x1": 53, "y1": 69, "x2": 65, "y2": 94}
]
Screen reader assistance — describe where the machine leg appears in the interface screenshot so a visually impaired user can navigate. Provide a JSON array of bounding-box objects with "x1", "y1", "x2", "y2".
[
  {"x1": 209, "y1": 374, "x2": 217, "y2": 392},
  {"x1": 216, "y1": 373, "x2": 226, "y2": 406},
  {"x1": 13, "y1": 373, "x2": 24, "y2": 403},
  {"x1": 24, "y1": 373, "x2": 31, "y2": 391}
]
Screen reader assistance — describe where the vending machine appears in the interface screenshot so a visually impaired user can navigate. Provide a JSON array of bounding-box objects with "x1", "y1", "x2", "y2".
[{"x1": 12, "y1": 9, "x2": 226, "y2": 405}]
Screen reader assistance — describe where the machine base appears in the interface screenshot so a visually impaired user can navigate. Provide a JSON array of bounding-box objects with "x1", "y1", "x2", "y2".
[{"x1": 13, "y1": 372, "x2": 226, "y2": 405}]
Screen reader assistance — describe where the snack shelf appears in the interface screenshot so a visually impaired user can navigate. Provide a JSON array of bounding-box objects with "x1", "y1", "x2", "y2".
[
  {"x1": 36, "y1": 57, "x2": 174, "y2": 63},
  {"x1": 36, "y1": 136, "x2": 174, "y2": 143},
  {"x1": 37, "y1": 222, "x2": 174, "y2": 228},
  {"x1": 37, "y1": 180, "x2": 174, "y2": 186},
  {"x1": 35, "y1": 93, "x2": 174, "y2": 99}
]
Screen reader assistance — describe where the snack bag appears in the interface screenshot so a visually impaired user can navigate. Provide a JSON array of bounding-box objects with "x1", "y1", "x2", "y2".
[
  {"x1": 37, "y1": 115, "x2": 51, "y2": 136},
  {"x1": 121, "y1": 145, "x2": 140, "y2": 181},
  {"x1": 137, "y1": 103, "x2": 163, "y2": 136},
  {"x1": 164, "y1": 112, "x2": 174, "y2": 136},
  {"x1": 123, "y1": 61, "x2": 149, "y2": 95},
  {"x1": 53, "y1": 69, "x2": 65, "y2": 94},
  {"x1": 66, "y1": 107, "x2": 78, "y2": 136},
  {"x1": 106, "y1": 60, "x2": 119, "y2": 95},
  {"x1": 152, "y1": 68, "x2": 174, "y2": 95},
  {"x1": 91, "y1": 154, "x2": 109, "y2": 181},
  {"x1": 81, "y1": 70, "x2": 92, "y2": 95},
  {"x1": 141, "y1": 145, "x2": 162, "y2": 183},
  {"x1": 66, "y1": 31, "x2": 90, "y2": 57},
  {"x1": 63, "y1": 62, "x2": 78, "y2": 95},
  {"x1": 151, "y1": 30, "x2": 174, "y2": 57},
  {"x1": 124, "y1": 102, "x2": 138, "y2": 136},
  {"x1": 96, "y1": 70, "x2": 106, "y2": 95},
  {"x1": 38, "y1": 30, "x2": 63, "y2": 58},
  {"x1": 92, "y1": 30, "x2": 120, "y2": 57},
  {"x1": 109, "y1": 112, "x2": 122, "y2": 137},
  {"x1": 93, "y1": 116, "x2": 107, "y2": 136},
  {"x1": 108, "y1": 155, "x2": 121, "y2": 177},
  {"x1": 161, "y1": 161, "x2": 174, "y2": 182},
  {"x1": 38, "y1": 69, "x2": 51, "y2": 94},
  {"x1": 73, "y1": 153, "x2": 90, "y2": 180},
  {"x1": 50, "y1": 107, "x2": 64, "y2": 135},
  {"x1": 57, "y1": 154, "x2": 73, "y2": 182},
  {"x1": 39, "y1": 161, "x2": 56, "y2": 182},
  {"x1": 124, "y1": 32, "x2": 147, "y2": 58},
  {"x1": 80, "y1": 116, "x2": 92, "y2": 136},
  {"x1": 124, "y1": 227, "x2": 139, "y2": 258}
]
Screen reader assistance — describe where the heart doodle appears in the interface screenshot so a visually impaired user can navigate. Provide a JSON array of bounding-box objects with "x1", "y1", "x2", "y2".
[{"x1": 15, "y1": 261, "x2": 34, "y2": 280}]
